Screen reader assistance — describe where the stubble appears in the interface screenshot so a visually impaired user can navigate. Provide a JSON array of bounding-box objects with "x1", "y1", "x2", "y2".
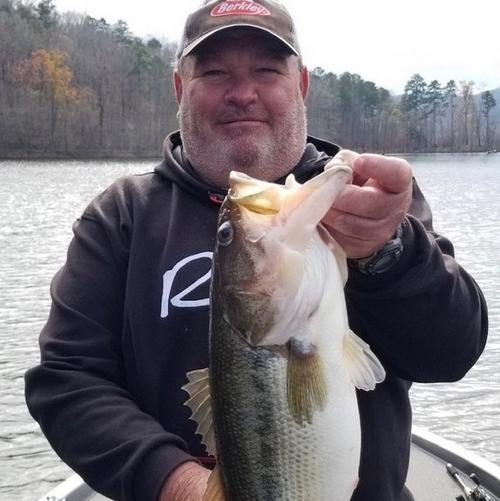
[{"x1": 179, "y1": 90, "x2": 308, "y2": 188}]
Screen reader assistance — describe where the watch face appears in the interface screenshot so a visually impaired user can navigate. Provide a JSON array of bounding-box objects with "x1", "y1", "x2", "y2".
[
  {"x1": 349, "y1": 225, "x2": 404, "y2": 275},
  {"x1": 366, "y1": 244, "x2": 402, "y2": 274}
]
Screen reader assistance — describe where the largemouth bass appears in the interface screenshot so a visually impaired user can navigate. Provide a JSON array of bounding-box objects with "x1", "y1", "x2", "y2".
[{"x1": 183, "y1": 158, "x2": 386, "y2": 501}]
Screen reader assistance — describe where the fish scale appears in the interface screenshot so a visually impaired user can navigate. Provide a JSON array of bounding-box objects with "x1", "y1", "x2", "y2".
[
  {"x1": 209, "y1": 267, "x2": 359, "y2": 500},
  {"x1": 183, "y1": 162, "x2": 385, "y2": 501},
  {"x1": 210, "y1": 318, "x2": 284, "y2": 499}
]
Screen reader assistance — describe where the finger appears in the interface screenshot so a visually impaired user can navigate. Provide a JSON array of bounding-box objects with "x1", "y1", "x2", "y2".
[
  {"x1": 331, "y1": 184, "x2": 402, "y2": 220},
  {"x1": 352, "y1": 154, "x2": 412, "y2": 194},
  {"x1": 322, "y1": 218, "x2": 380, "y2": 258},
  {"x1": 324, "y1": 209, "x2": 397, "y2": 242}
]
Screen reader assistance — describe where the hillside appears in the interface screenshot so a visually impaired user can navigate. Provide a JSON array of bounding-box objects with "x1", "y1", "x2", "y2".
[{"x1": 0, "y1": 0, "x2": 498, "y2": 156}]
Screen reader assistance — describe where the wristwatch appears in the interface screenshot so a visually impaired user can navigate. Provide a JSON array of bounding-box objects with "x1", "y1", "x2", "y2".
[{"x1": 348, "y1": 224, "x2": 404, "y2": 275}]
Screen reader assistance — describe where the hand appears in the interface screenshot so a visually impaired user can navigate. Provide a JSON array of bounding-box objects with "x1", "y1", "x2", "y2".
[
  {"x1": 323, "y1": 150, "x2": 413, "y2": 259},
  {"x1": 158, "y1": 461, "x2": 210, "y2": 501}
]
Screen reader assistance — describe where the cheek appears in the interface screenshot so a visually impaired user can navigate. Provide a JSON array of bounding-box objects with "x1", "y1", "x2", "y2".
[
  {"x1": 261, "y1": 84, "x2": 302, "y2": 117},
  {"x1": 185, "y1": 84, "x2": 223, "y2": 117}
]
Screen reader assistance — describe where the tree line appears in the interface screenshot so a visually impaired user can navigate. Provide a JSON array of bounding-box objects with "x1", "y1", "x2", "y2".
[
  {"x1": 307, "y1": 70, "x2": 498, "y2": 153},
  {"x1": 0, "y1": 0, "x2": 497, "y2": 158},
  {"x1": 1, "y1": 0, "x2": 178, "y2": 157}
]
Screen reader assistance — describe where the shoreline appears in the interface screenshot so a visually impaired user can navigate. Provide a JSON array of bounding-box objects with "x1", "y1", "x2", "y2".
[
  {"x1": 0, "y1": 154, "x2": 162, "y2": 161},
  {"x1": 1, "y1": 151, "x2": 497, "y2": 161}
]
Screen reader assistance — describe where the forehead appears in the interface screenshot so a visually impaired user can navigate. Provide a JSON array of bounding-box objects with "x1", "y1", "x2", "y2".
[{"x1": 188, "y1": 27, "x2": 295, "y2": 64}]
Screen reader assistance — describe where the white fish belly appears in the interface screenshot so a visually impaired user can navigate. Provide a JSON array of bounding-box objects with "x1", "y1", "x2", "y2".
[{"x1": 268, "y1": 357, "x2": 360, "y2": 501}]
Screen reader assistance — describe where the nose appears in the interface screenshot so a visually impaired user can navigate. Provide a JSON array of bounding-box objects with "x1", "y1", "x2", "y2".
[{"x1": 224, "y1": 75, "x2": 258, "y2": 107}]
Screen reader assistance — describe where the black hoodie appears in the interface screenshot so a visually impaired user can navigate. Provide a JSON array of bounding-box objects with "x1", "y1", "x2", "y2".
[{"x1": 25, "y1": 132, "x2": 487, "y2": 501}]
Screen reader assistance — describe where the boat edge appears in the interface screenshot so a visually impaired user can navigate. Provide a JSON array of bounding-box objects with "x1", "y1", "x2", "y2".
[
  {"x1": 412, "y1": 425, "x2": 500, "y2": 496},
  {"x1": 37, "y1": 427, "x2": 500, "y2": 501},
  {"x1": 36, "y1": 473, "x2": 94, "y2": 501}
]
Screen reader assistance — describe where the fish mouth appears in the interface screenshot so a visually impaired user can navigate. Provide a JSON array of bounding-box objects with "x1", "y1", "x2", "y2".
[
  {"x1": 228, "y1": 173, "x2": 281, "y2": 215},
  {"x1": 228, "y1": 166, "x2": 353, "y2": 246}
]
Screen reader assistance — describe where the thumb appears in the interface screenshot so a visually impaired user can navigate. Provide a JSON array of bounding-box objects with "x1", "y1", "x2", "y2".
[{"x1": 352, "y1": 154, "x2": 412, "y2": 194}]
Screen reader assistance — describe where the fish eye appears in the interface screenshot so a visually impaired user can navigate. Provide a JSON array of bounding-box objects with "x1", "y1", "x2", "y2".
[{"x1": 217, "y1": 221, "x2": 234, "y2": 247}]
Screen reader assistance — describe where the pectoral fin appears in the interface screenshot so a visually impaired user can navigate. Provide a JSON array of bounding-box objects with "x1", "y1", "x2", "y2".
[
  {"x1": 182, "y1": 368, "x2": 217, "y2": 456},
  {"x1": 343, "y1": 330, "x2": 386, "y2": 390},
  {"x1": 203, "y1": 464, "x2": 227, "y2": 501},
  {"x1": 286, "y1": 338, "x2": 327, "y2": 425}
]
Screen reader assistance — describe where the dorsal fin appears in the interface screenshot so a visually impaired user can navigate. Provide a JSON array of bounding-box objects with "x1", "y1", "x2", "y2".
[{"x1": 182, "y1": 368, "x2": 217, "y2": 456}]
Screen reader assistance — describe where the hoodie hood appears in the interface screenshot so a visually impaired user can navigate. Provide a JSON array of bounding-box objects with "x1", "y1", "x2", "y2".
[{"x1": 154, "y1": 130, "x2": 340, "y2": 204}]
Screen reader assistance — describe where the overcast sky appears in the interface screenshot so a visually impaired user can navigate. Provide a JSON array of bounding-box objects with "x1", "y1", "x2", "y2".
[{"x1": 52, "y1": 0, "x2": 500, "y2": 94}]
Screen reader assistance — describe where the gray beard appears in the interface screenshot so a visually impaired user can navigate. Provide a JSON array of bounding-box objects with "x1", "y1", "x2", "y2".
[{"x1": 179, "y1": 103, "x2": 308, "y2": 188}]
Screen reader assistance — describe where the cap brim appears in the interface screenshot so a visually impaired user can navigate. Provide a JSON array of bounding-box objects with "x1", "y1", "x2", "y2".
[{"x1": 179, "y1": 23, "x2": 299, "y2": 59}]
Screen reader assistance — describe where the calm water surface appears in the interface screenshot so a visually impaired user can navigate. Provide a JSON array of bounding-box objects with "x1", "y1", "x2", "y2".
[{"x1": 0, "y1": 154, "x2": 499, "y2": 499}]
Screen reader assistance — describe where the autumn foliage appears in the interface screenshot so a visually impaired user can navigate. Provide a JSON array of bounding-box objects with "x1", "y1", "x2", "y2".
[
  {"x1": 0, "y1": 0, "x2": 179, "y2": 156},
  {"x1": 12, "y1": 48, "x2": 79, "y2": 104},
  {"x1": 0, "y1": 0, "x2": 497, "y2": 156}
]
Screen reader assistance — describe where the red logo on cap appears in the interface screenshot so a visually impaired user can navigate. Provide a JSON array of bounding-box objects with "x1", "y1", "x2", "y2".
[{"x1": 211, "y1": 0, "x2": 271, "y2": 17}]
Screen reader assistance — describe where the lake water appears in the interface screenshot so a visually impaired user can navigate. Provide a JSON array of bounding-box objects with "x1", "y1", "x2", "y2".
[{"x1": 1, "y1": 154, "x2": 499, "y2": 500}]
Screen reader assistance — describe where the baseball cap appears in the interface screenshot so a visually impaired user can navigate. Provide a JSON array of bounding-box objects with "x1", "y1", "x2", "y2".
[{"x1": 176, "y1": 0, "x2": 300, "y2": 60}]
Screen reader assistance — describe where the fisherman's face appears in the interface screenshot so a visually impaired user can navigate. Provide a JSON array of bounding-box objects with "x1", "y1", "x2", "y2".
[{"x1": 174, "y1": 29, "x2": 309, "y2": 188}]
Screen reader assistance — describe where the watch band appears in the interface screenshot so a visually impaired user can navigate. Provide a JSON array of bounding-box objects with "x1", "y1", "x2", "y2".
[{"x1": 348, "y1": 224, "x2": 404, "y2": 275}]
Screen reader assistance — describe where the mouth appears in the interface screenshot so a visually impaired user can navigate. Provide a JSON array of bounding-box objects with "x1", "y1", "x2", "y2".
[
  {"x1": 220, "y1": 119, "x2": 266, "y2": 126},
  {"x1": 218, "y1": 112, "x2": 268, "y2": 124}
]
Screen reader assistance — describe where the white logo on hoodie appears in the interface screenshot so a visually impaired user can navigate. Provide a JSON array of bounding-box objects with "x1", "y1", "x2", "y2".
[{"x1": 160, "y1": 251, "x2": 213, "y2": 318}]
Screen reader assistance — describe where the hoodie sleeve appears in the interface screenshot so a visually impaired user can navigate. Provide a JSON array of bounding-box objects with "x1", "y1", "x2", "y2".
[
  {"x1": 25, "y1": 182, "x2": 194, "y2": 501},
  {"x1": 345, "y1": 178, "x2": 488, "y2": 383}
]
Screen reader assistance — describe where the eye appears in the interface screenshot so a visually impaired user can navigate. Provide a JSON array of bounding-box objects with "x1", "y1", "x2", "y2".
[
  {"x1": 199, "y1": 68, "x2": 227, "y2": 79},
  {"x1": 259, "y1": 67, "x2": 278, "y2": 73},
  {"x1": 204, "y1": 69, "x2": 224, "y2": 76},
  {"x1": 217, "y1": 221, "x2": 234, "y2": 247}
]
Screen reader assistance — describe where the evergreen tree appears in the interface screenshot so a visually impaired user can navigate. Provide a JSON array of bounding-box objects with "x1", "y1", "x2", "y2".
[
  {"x1": 481, "y1": 90, "x2": 496, "y2": 150},
  {"x1": 401, "y1": 73, "x2": 427, "y2": 113},
  {"x1": 400, "y1": 74, "x2": 428, "y2": 150},
  {"x1": 35, "y1": 0, "x2": 57, "y2": 30},
  {"x1": 0, "y1": 0, "x2": 497, "y2": 156},
  {"x1": 113, "y1": 20, "x2": 133, "y2": 45},
  {"x1": 425, "y1": 80, "x2": 443, "y2": 148},
  {"x1": 459, "y1": 81, "x2": 475, "y2": 149},
  {"x1": 443, "y1": 80, "x2": 457, "y2": 150}
]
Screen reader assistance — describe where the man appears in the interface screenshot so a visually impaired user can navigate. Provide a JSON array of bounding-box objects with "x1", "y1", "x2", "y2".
[{"x1": 25, "y1": 1, "x2": 487, "y2": 500}]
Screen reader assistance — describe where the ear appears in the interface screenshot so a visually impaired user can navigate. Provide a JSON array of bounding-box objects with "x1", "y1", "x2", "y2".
[
  {"x1": 173, "y1": 70, "x2": 183, "y2": 105},
  {"x1": 300, "y1": 66, "x2": 309, "y2": 99}
]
